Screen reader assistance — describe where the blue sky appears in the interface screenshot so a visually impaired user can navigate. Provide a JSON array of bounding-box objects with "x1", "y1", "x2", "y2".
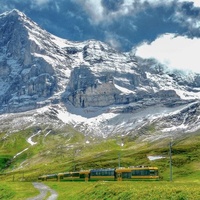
[{"x1": 1, "y1": 0, "x2": 200, "y2": 72}]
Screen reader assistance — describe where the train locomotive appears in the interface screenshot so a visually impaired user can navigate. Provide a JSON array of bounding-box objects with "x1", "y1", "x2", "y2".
[{"x1": 38, "y1": 166, "x2": 159, "y2": 181}]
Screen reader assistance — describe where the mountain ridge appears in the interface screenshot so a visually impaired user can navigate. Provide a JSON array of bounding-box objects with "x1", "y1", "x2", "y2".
[{"x1": 0, "y1": 9, "x2": 200, "y2": 140}]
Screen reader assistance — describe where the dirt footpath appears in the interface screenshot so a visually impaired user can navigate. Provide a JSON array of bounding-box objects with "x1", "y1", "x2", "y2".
[{"x1": 27, "y1": 182, "x2": 58, "y2": 200}]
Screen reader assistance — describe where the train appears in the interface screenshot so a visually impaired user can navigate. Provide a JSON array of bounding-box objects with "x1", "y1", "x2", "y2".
[{"x1": 38, "y1": 166, "x2": 159, "y2": 181}]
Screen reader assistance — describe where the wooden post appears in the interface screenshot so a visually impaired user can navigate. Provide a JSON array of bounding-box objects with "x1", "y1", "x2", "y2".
[{"x1": 169, "y1": 141, "x2": 172, "y2": 182}]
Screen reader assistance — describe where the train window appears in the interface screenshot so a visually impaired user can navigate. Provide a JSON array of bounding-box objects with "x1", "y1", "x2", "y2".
[
  {"x1": 132, "y1": 170, "x2": 140, "y2": 176},
  {"x1": 63, "y1": 173, "x2": 71, "y2": 177},
  {"x1": 141, "y1": 170, "x2": 150, "y2": 175},
  {"x1": 132, "y1": 170, "x2": 149, "y2": 176},
  {"x1": 122, "y1": 172, "x2": 131, "y2": 178},
  {"x1": 106, "y1": 170, "x2": 114, "y2": 176},
  {"x1": 91, "y1": 171, "x2": 98, "y2": 176},
  {"x1": 80, "y1": 174, "x2": 85, "y2": 178},
  {"x1": 72, "y1": 173, "x2": 80, "y2": 177},
  {"x1": 150, "y1": 170, "x2": 158, "y2": 176},
  {"x1": 91, "y1": 169, "x2": 115, "y2": 176},
  {"x1": 132, "y1": 170, "x2": 135, "y2": 175},
  {"x1": 150, "y1": 170, "x2": 155, "y2": 175}
]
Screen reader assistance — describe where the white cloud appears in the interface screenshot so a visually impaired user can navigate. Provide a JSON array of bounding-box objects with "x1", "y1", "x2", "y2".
[
  {"x1": 74, "y1": 0, "x2": 104, "y2": 25},
  {"x1": 135, "y1": 34, "x2": 200, "y2": 73},
  {"x1": 192, "y1": 0, "x2": 200, "y2": 7},
  {"x1": 35, "y1": 0, "x2": 51, "y2": 6},
  {"x1": 105, "y1": 35, "x2": 122, "y2": 50},
  {"x1": 30, "y1": 0, "x2": 53, "y2": 9}
]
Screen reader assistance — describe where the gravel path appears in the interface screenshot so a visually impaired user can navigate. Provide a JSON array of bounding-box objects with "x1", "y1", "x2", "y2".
[{"x1": 27, "y1": 182, "x2": 58, "y2": 200}]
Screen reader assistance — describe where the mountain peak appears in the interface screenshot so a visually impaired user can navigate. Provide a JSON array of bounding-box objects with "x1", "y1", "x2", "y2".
[
  {"x1": 0, "y1": 9, "x2": 38, "y2": 30},
  {"x1": 0, "y1": 9, "x2": 24, "y2": 19},
  {"x1": 8, "y1": 9, "x2": 24, "y2": 16}
]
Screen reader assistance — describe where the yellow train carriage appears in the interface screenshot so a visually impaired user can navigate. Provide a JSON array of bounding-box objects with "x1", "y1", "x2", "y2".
[
  {"x1": 130, "y1": 166, "x2": 159, "y2": 180},
  {"x1": 115, "y1": 166, "x2": 159, "y2": 181},
  {"x1": 89, "y1": 169, "x2": 116, "y2": 181}
]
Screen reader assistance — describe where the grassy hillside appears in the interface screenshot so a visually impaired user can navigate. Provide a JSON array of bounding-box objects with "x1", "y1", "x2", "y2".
[
  {"x1": 0, "y1": 126, "x2": 200, "y2": 199},
  {"x1": 46, "y1": 181, "x2": 200, "y2": 200},
  {"x1": 0, "y1": 182, "x2": 39, "y2": 200},
  {"x1": 0, "y1": 126, "x2": 200, "y2": 182}
]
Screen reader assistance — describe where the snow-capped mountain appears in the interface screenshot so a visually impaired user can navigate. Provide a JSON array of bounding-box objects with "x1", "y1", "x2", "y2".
[{"x1": 1, "y1": 9, "x2": 200, "y2": 140}]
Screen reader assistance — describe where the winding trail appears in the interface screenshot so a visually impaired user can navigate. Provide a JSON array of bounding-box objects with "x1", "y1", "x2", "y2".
[{"x1": 27, "y1": 182, "x2": 58, "y2": 200}]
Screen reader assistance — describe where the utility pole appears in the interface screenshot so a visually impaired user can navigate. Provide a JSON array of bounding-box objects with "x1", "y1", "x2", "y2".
[
  {"x1": 73, "y1": 149, "x2": 76, "y2": 172},
  {"x1": 169, "y1": 141, "x2": 172, "y2": 181},
  {"x1": 118, "y1": 152, "x2": 121, "y2": 168}
]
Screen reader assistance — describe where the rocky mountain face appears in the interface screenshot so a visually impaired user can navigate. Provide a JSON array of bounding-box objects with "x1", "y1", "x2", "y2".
[
  {"x1": 0, "y1": 9, "x2": 71, "y2": 112},
  {"x1": 1, "y1": 9, "x2": 200, "y2": 140}
]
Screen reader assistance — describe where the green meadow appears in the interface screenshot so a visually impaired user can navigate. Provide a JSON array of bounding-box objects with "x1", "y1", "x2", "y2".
[
  {"x1": 1, "y1": 181, "x2": 200, "y2": 200},
  {"x1": 46, "y1": 181, "x2": 200, "y2": 200},
  {"x1": 0, "y1": 182, "x2": 39, "y2": 200},
  {"x1": 0, "y1": 126, "x2": 200, "y2": 199}
]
